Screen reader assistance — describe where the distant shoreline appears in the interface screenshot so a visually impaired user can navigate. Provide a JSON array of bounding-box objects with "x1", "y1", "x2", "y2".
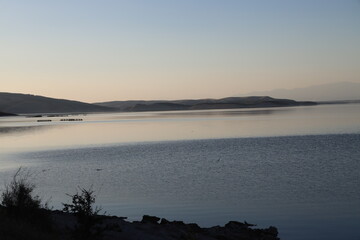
[
  {"x1": 2, "y1": 91, "x2": 360, "y2": 116},
  {"x1": 94, "y1": 96, "x2": 317, "y2": 113},
  {"x1": 316, "y1": 99, "x2": 360, "y2": 105}
]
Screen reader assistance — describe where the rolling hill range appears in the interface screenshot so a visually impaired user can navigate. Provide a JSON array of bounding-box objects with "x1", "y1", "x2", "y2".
[
  {"x1": 0, "y1": 92, "x2": 317, "y2": 114},
  {"x1": 0, "y1": 92, "x2": 115, "y2": 114},
  {"x1": 95, "y1": 96, "x2": 316, "y2": 112}
]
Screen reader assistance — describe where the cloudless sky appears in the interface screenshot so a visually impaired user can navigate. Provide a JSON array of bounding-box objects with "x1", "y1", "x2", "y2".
[{"x1": 1, "y1": 0, "x2": 359, "y2": 102}]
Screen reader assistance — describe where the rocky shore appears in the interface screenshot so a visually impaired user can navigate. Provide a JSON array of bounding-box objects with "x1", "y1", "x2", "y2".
[
  {"x1": 0, "y1": 168, "x2": 280, "y2": 240},
  {"x1": 50, "y1": 211, "x2": 280, "y2": 240}
]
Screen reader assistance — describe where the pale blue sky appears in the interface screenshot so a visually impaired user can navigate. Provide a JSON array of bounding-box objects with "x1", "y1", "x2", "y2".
[{"x1": 1, "y1": 0, "x2": 359, "y2": 102}]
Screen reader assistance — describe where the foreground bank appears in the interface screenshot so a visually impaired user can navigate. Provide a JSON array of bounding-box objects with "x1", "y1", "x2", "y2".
[{"x1": 0, "y1": 206, "x2": 279, "y2": 240}]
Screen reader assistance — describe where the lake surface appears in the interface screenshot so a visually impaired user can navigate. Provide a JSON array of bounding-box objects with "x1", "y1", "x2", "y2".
[{"x1": 0, "y1": 104, "x2": 360, "y2": 240}]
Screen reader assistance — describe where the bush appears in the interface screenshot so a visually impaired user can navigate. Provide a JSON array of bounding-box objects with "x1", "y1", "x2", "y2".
[
  {"x1": 1, "y1": 168, "x2": 42, "y2": 216},
  {"x1": 0, "y1": 168, "x2": 56, "y2": 240},
  {"x1": 63, "y1": 187, "x2": 101, "y2": 218},
  {"x1": 63, "y1": 187, "x2": 103, "y2": 240}
]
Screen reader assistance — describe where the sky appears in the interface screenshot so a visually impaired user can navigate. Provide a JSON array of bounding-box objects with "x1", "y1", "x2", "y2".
[{"x1": 1, "y1": 0, "x2": 360, "y2": 102}]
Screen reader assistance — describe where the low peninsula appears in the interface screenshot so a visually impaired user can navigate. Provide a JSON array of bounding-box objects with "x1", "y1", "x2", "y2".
[{"x1": 95, "y1": 96, "x2": 316, "y2": 112}]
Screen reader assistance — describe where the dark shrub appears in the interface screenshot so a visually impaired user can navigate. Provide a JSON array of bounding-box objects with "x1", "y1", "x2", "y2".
[
  {"x1": 1, "y1": 168, "x2": 42, "y2": 217},
  {"x1": 63, "y1": 187, "x2": 103, "y2": 240},
  {"x1": 0, "y1": 168, "x2": 56, "y2": 239}
]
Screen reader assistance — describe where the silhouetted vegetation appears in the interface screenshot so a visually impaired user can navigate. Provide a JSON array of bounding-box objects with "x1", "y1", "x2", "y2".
[
  {"x1": 0, "y1": 168, "x2": 279, "y2": 240},
  {"x1": 63, "y1": 187, "x2": 104, "y2": 240},
  {"x1": 1, "y1": 168, "x2": 43, "y2": 214},
  {"x1": 0, "y1": 168, "x2": 57, "y2": 240}
]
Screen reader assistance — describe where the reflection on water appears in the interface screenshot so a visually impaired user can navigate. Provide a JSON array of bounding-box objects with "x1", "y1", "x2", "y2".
[
  {"x1": 0, "y1": 125, "x2": 55, "y2": 135},
  {"x1": 1, "y1": 104, "x2": 360, "y2": 153},
  {"x1": 153, "y1": 107, "x2": 284, "y2": 117}
]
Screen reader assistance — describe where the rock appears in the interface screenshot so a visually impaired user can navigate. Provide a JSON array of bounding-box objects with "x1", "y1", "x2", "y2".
[
  {"x1": 172, "y1": 220, "x2": 186, "y2": 226},
  {"x1": 225, "y1": 221, "x2": 250, "y2": 229},
  {"x1": 160, "y1": 218, "x2": 170, "y2": 225},
  {"x1": 187, "y1": 223, "x2": 201, "y2": 232},
  {"x1": 141, "y1": 215, "x2": 160, "y2": 224},
  {"x1": 264, "y1": 226, "x2": 278, "y2": 237}
]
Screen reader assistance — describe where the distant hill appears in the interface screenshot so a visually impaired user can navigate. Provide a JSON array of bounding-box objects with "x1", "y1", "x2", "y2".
[
  {"x1": 239, "y1": 82, "x2": 360, "y2": 101},
  {"x1": 0, "y1": 92, "x2": 115, "y2": 114},
  {"x1": 95, "y1": 96, "x2": 316, "y2": 112}
]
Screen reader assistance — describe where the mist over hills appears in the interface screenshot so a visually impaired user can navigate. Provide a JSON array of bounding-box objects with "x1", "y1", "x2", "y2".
[
  {"x1": 0, "y1": 92, "x2": 115, "y2": 114},
  {"x1": 239, "y1": 82, "x2": 360, "y2": 101}
]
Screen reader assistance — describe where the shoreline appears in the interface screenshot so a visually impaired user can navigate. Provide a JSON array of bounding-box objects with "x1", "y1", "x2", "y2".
[
  {"x1": 0, "y1": 205, "x2": 279, "y2": 240},
  {"x1": 51, "y1": 210, "x2": 280, "y2": 240}
]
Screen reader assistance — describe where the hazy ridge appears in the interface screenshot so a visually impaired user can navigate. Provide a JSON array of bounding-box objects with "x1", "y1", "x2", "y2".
[{"x1": 239, "y1": 82, "x2": 360, "y2": 101}]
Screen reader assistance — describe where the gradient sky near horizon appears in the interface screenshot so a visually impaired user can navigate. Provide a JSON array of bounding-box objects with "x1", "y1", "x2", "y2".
[{"x1": 1, "y1": 0, "x2": 360, "y2": 102}]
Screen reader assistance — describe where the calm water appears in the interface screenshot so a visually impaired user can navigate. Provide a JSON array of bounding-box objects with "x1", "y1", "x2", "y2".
[{"x1": 0, "y1": 104, "x2": 360, "y2": 240}]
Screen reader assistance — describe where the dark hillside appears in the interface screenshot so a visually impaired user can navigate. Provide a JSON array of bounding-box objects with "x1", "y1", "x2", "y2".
[{"x1": 0, "y1": 92, "x2": 115, "y2": 114}]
